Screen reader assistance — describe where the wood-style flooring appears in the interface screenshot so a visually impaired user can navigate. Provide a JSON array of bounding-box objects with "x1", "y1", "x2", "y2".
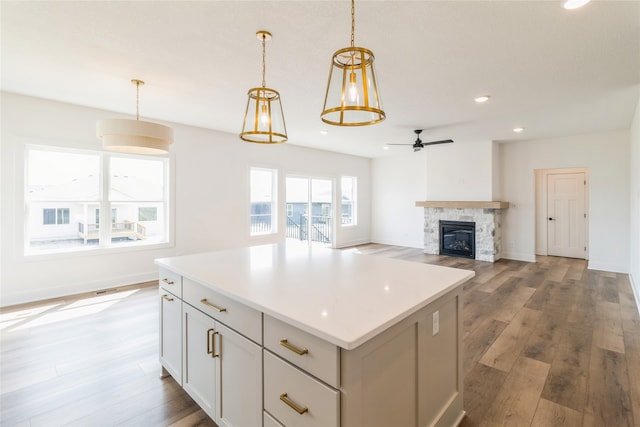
[{"x1": 1, "y1": 244, "x2": 639, "y2": 426}]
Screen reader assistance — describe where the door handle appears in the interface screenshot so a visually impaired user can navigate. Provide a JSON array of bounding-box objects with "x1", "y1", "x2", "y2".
[{"x1": 548, "y1": 217, "x2": 554, "y2": 221}]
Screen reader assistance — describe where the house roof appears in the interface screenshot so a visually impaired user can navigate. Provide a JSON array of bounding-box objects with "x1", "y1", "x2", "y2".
[{"x1": 2, "y1": 1, "x2": 638, "y2": 158}]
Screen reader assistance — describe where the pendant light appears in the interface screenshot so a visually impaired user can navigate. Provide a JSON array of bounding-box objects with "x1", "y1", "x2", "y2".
[
  {"x1": 321, "y1": 0, "x2": 385, "y2": 126},
  {"x1": 240, "y1": 31, "x2": 287, "y2": 144},
  {"x1": 97, "y1": 79, "x2": 173, "y2": 155}
]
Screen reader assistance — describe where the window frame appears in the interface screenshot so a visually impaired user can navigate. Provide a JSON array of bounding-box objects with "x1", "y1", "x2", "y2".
[
  {"x1": 23, "y1": 144, "x2": 173, "y2": 257},
  {"x1": 249, "y1": 167, "x2": 278, "y2": 237},
  {"x1": 340, "y1": 176, "x2": 358, "y2": 227}
]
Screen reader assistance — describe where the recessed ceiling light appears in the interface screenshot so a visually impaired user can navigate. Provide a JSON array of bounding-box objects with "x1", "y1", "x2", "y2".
[
  {"x1": 383, "y1": 146, "x2": 390, "y2": 150},
  {"x1": 513, "y1": 127, "x2": 525, "y2": 133},
  {"x1": 563, "y1": 0, "x2": 591, "y2": 9},
  {"x1": 320, "y1": 130, "x2": 328, "y2": 135},
  {"x1": 474, "y1": 95, "x2": 490, "y2": 103}
]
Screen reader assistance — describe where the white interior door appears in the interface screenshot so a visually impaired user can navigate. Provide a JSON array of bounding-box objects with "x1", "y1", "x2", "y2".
[{"x1": 547, "y1": 172, "x2": 586, "y2": 258}]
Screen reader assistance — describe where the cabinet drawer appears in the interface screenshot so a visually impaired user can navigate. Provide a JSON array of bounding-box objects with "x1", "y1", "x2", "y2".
[
  {"x1": 159, "y1": 268, "x2": 182, "y2": 298},
  {"x1": 264, "y1": 314, "x2": 339, "y2": 388},
  {"x1": 183, "y1": 278, "x2": 262, "y2": 344},
  {"x1": 264, "y1": 351, "x2": 339, "y2": 427}
]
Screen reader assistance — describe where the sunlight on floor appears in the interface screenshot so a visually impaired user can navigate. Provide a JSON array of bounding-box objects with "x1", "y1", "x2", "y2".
[{"x1": 1, "y1": 289, "x2": 140, "y2": 331}]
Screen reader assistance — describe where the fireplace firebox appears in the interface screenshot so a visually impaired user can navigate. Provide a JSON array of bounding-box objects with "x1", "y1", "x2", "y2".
[{"x1": 439, "y1": 220, "x2": 475, "y2": 259}]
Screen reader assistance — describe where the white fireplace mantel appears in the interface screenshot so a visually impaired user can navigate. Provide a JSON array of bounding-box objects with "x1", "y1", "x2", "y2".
[{"x1": 415, "y1": 201, "x2": 510, "y2": 209}]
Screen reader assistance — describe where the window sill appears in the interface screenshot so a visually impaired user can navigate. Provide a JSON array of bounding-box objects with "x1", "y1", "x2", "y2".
[{"x1": 21, "y1": 240, "x2": 174, "y2": 263}]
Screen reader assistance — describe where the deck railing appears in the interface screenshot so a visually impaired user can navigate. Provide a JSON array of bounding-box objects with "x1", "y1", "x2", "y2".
[{"x1": 78, "y1": 221, "x2": 147, "y2": 243}]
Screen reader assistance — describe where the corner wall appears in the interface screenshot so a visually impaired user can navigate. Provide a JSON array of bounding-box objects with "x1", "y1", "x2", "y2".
[
  {"x1": 629, "y1": 97, "x2": 640, "y2": 308},
  {"x1": 500, "y1": 130, "x2": 630, "y2": 271},
  {"x1": 0, "y1": 92, "x2": 372, "y2": 306},
  {"x1": 371, "y1": 151, "x2": 427, "y2": 248}
]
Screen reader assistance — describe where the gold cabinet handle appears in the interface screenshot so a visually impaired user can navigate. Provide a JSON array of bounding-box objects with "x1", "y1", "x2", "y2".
[
  {"x1": 162, "y1": 294, "x2": 174, "y2": 302},
  {"x1": 200, "y1": 298, "x2": 227, "y2": 313},
  {"x1": 280, "y1": 393, "x2": 308, "y2": 414},
  {"x1": 207, "y1": 328, "x2": 220, "y2": 358},
  {"x1": 207, "y1": 328, "x2": 215, "y2": 355},
  {"x1": 161, "y1": 278, "x2": 174, "y2": 285},
  {"x1": 280, "y1": 339, "x2": 308, "y2": 356}
]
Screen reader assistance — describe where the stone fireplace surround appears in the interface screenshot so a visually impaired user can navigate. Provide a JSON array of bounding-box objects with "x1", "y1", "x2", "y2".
[{"x1": 415, "y1": 201, "x2": 510, "y2": 262}]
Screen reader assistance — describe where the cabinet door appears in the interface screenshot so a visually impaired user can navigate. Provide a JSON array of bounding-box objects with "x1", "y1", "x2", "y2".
[
  {"x1": 159, "y1": 291, "x2": 182, "y2": 384},
  {"x1": 183, "y1": 304, "x2": 219, "y2": 421},
  {"x1": 216, "y1": 321, "x2": 262, "y2": 427}
]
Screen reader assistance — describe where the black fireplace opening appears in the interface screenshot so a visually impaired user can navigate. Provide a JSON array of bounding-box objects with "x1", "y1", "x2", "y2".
[{"x1": 440, "y1": 220, "x2": 476, "y2": 259}]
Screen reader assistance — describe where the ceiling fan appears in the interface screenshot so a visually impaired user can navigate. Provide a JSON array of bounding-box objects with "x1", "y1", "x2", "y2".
[{"x1": 388, "y1": 130, "x2": 454, "y2": 152}]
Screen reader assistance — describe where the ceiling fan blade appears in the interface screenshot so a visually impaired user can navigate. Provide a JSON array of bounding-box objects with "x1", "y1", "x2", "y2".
[
  {"x1": 422, "y1": 139, "x2": 454, "y2": 146},
  {"x1": 387, "y1": 143, "x2": 413, "y2": 146}
]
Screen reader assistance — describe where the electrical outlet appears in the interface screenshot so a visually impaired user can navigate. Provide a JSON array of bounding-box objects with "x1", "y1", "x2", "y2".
[{"x1": 432, "y1": 311, "x2": 440, "y2": 336}]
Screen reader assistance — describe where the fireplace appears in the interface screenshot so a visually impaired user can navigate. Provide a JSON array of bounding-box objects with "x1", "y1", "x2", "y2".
[{"x1": 440, "y1": 220, "x2": 475, "y2": 259}]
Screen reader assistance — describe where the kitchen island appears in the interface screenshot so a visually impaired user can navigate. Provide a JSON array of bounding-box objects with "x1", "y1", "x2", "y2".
[{"x1": 156, "y1": 243, "x2": 474, "y2": 427}]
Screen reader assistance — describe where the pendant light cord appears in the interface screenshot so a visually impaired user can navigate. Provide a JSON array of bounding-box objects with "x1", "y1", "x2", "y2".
[
  {"x1": 261, "y1": 34, "x2": 267, "y2": 88},
  {"x1": 135, "y1": 80, "x2": 140, "y2": 121},
  {"x1": 350, "y1": 0, "x2": 355, "y2": 48}
]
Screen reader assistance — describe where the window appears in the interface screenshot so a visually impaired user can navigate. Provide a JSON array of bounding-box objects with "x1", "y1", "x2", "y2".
[
  {"x1": 341, "y1": 176, "x2": 357, "y2": 226},
  {"x1": 43, "y1": 208, "x2": 69, "y2": 225},
  {"x1": 95, "y1": 208, "x2": 117, "y2": 224},
  {"x1": 139, "y1": 207, "x2": 158, "y2": 221},
  {"x1": 250, "y1": 168, "x2": 277, "y2": 235},
  {"x1": 25, "y1": 147, "x2": 169, "y2": 254}
]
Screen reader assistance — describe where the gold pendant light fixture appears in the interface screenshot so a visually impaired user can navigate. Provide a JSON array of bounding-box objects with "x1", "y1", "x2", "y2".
[
  {"x1": 97, "y1": 79, "x2": 173, "y2": 155},
  {"x1": 240, "y1": 30, "x2": 288, "y2": 144},
  {"x1": 321, "y1": 0, "x2": 385, "y2": 126}
]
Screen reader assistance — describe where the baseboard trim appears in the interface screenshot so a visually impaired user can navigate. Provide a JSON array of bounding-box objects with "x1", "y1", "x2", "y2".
[
  {"x1": 0, "y1": 271, "x2": 158, "y2": 307},
  {"x1": 630, "y1": 273, "x2": 640, "y2": 317},
  {"x1": 334, "y1": 238, "x2": 370, "y2": 249},
  {"x1": 501, "y1": 251, "x2": 536, "y2": 263},
  {"x1": 587, "y1": 261, "x2": 628, "y2": 274},
  {"x1": 370, "y1": 237, "x2": 424, "y2": 249}
]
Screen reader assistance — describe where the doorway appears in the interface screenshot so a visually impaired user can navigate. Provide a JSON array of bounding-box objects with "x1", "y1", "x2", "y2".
[
  {"x1": 535, "y1": 168, "x2": 589, "y2": 259},
  {"x1": 285, "y1": 176, "x2": 333, "y2": 246}
]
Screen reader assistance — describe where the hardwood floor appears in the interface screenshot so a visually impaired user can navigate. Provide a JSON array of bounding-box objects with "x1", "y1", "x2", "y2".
[{"x1": 1, "y1": 244, "x2": 639, "y2": 426}]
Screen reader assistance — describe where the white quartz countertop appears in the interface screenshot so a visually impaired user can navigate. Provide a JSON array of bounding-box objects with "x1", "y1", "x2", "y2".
[{"x1": 155, "y1": 243, "x2": 475, "y2": 350}]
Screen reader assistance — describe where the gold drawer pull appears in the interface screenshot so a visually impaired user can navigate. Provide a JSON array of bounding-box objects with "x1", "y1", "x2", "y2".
[
  {"x1": 280, "y1": 339, "x2": 308, "y2": 356},
  {"x1": 200, "y1": 298, "x2": 227, "y2": 313},
  {"x1": 207, "y1": 328, "x2": 220, "y2": 358},
  {"x1": 162, "y1": 294, "x2": 174, "y2": 302},
  {"x1": 280, "y1": 392, "x2": 308, "y2": 414},
  {"x1": 162, "y1": 278, "x2": 174, "y2": 285}
]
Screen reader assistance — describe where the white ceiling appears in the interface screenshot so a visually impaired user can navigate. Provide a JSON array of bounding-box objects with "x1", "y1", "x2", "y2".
[{"x1": 2, "y1": 0, "x2": 639, "y2": 158}]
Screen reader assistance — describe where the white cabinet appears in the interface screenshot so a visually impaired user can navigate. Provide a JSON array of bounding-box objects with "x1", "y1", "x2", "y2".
[
  {"x1": 159, "y1": 290, "x2": 182, "y2": 384},
  {"x1": 217, "y1": 321, "x2": 262, "y2": 427},
  {"x1": 182, "y1": 302, "x2": 262, "y2": 427},
  {"x1": 159, "y1": 268, "x2": 182, "y2": 384},
  {"x1": 182, "y1": 304, "x2": 218, "y2": 418},
  {"x1": 157, "y1": 248, "x2": 468, "y2": 427}
]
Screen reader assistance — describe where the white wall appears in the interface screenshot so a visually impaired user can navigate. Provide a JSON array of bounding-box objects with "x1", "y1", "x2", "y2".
[
  {"x1": 426, "y1": 139, "x2": 495, "y2": 201},
  {"x1": 371, "y1": 151, "x2": 427, "y2": 248},
  {"x1": 629, "y1": 97, "x2": 640, "y2": 306},
  {"x1": 0, "y1": 93, "x2": 371, "y2": 306},
  {"x1": 501, "y1": 130, "x2": 630, "y2": 272}
]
